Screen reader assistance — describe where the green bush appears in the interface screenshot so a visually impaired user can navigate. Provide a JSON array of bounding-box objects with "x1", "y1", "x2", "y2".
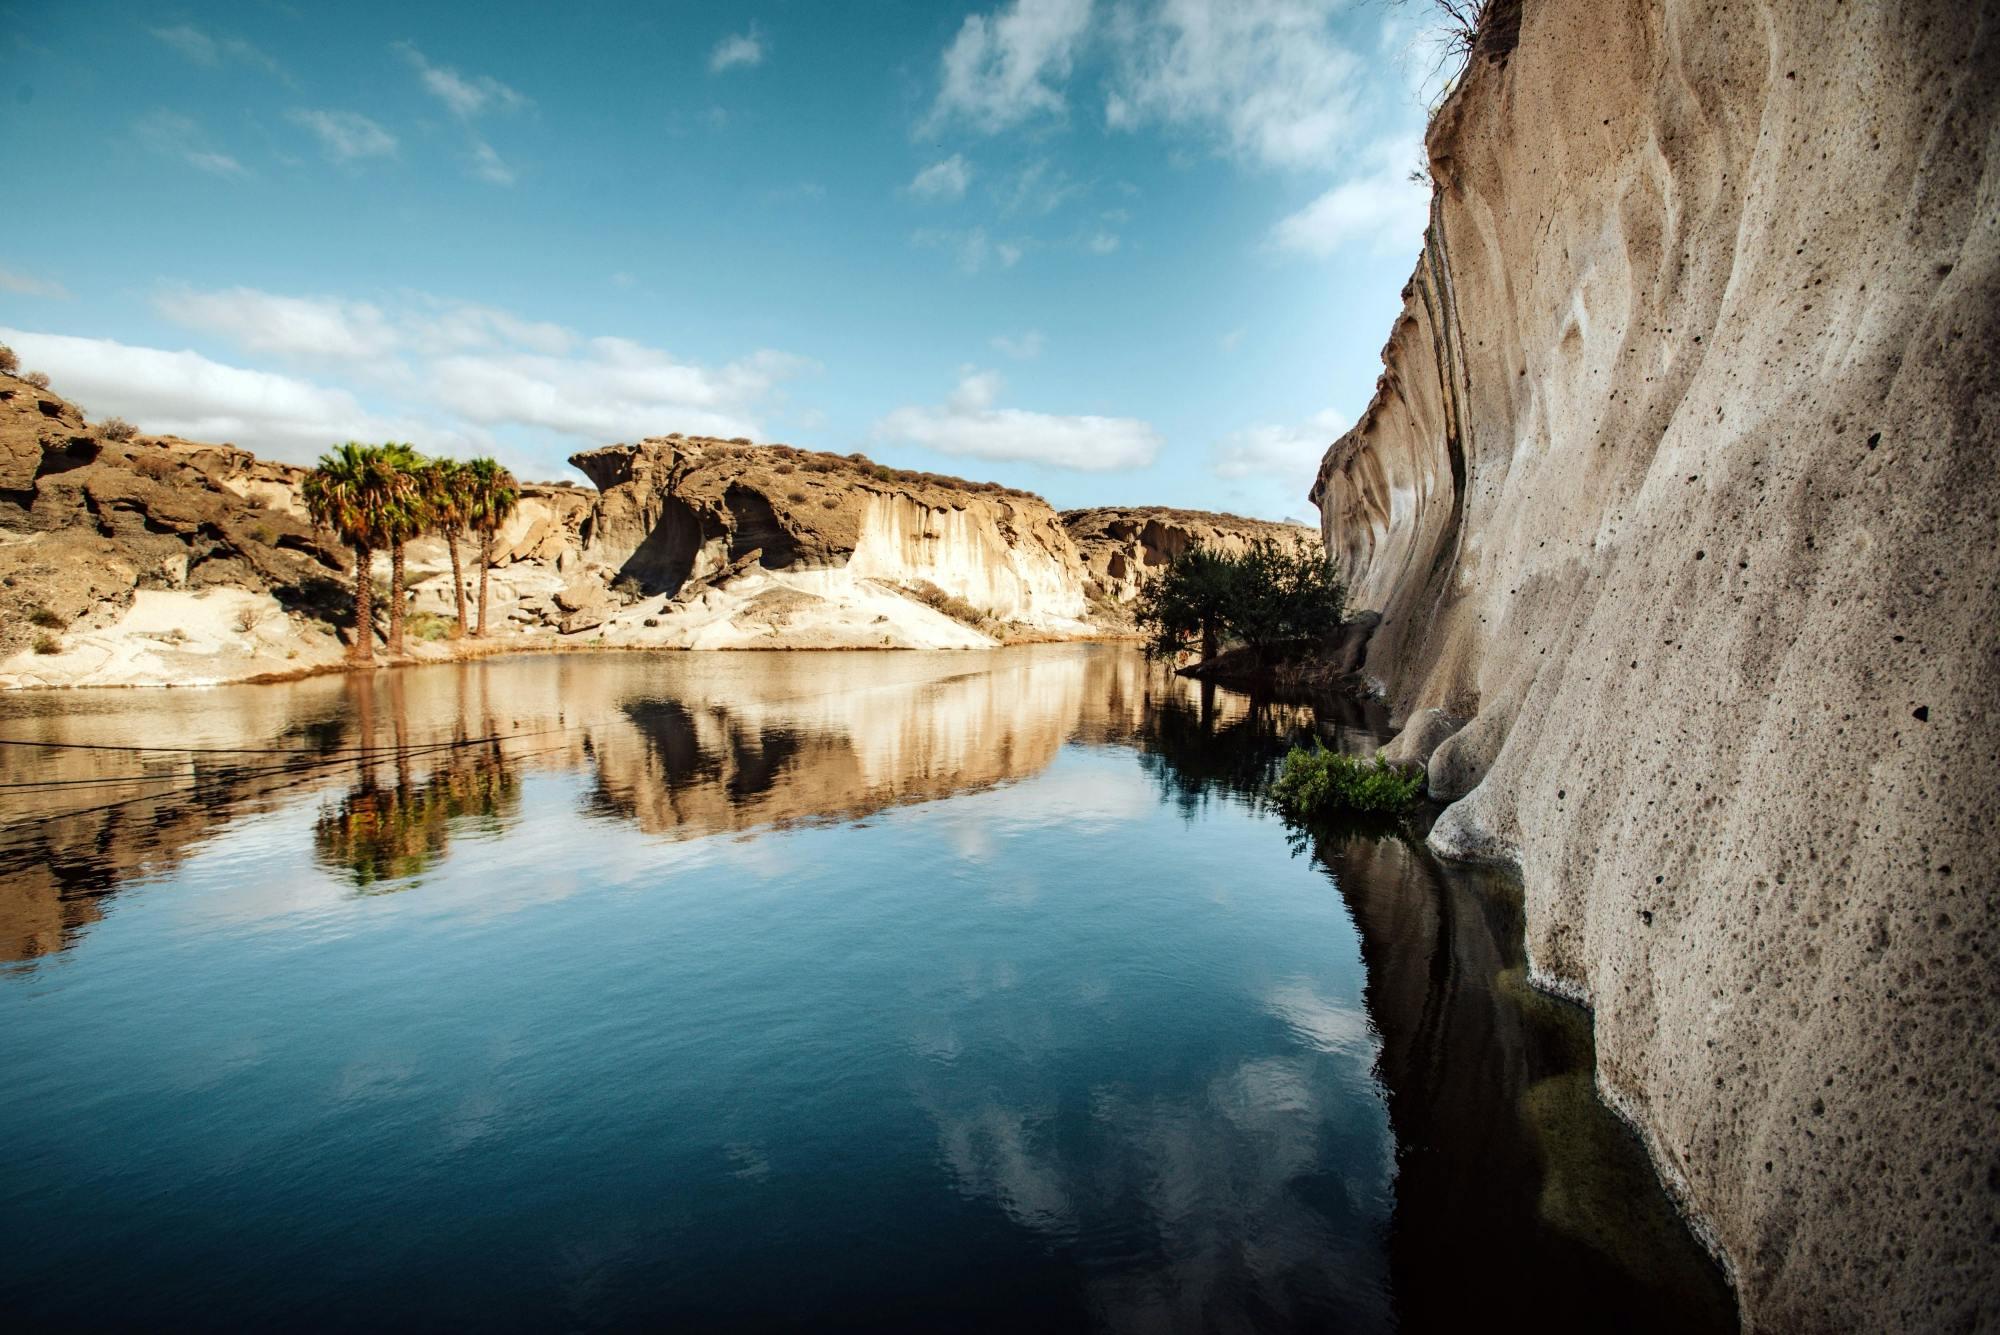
[
  {"x1": 27, "y1": 606, "x2": 64, "y2": 629},
  {"x1": 1271, "y1": 744, "x2": 1425, "y2": 817},
  {"x1": 31, "y1": 632, "x2": 61, "y2": 655},
  {"x1": 406, "y1": 611, "x2": 457, "y2": 641},
  {"x1": 1136, "y1": 538, "x2": 1344, "y2": 663}
]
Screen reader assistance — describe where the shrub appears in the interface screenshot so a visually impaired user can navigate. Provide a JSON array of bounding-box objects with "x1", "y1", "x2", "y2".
[
  {"x1": 31, "y1": 632, "x2": 61, "y2": 655},
  {"x1": 249, "y1": 524, "x2": 276, "y2": 545},
  {"x1": 27, "y1": 606, "x2": 64, "y2": 629},
  {"x1": 727, "y1": 436, "x2": 753, "y2": 446},
  {"x1": 610, "y1": 574, "x2": 646, "y2": 601},
  {"x1": 774, "y1": 461, "x2": 797, "y2": 475},
  {"x1": 820, "y1": 496, "x2": 840, "y2": 509},
  {"x1": 233, "y1": 605, "x2": 267, "y2": 634},
  {"x1": 1136, "y1": 539, "x2": 1344, "y2": 663},
  {"x1": 24, "y1": 370, "x2": 50, "y2": 389},
  {"x1": 905, "y1": 580, "x2": 995, "y2": 632},
  {"x1": 406, "y1": 611, "x2": 456, "y2": 641},
  {"x1": 0, "y1": 345, "x2": 17, "y2": 374},
  {"x1": 786, "y1": 489, "x2": 808, "y2": 503},
  {"x1": 1271, "y1": 744, "x2": 1425, "y2": 817},
  {"x1": 100, "y1": 417, "x2": 138, "y2": 442}
]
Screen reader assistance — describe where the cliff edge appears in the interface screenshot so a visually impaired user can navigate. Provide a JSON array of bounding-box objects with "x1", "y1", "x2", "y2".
[{"x1": 1311, "y1": 1, "x2": 1996, "y2": 1328}]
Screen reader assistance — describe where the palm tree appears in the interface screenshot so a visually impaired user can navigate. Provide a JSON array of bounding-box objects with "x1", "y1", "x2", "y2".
[
  {"x1": 422, "y1": 458, "x2": 474, "y2": 638},
  {"x1": 373, "y1": 443, "x2": 431, "y2": 657},
  {"x1": 463, "y1": 458, "x2": 519, "y2": 638},
  {"x1": 301, "y1": 442, "x2": 398, "y2": 663}
]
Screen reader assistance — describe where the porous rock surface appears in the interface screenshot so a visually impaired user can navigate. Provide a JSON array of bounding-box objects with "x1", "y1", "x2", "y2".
[{"x1": 1310, "y1": 1, "x2": 1997, "y2": 1328}]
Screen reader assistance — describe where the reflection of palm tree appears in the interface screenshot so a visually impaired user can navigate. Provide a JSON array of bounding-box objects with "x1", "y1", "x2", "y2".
[{"x1": 312, "y1": 742, "x2": 519, "y2": 891}]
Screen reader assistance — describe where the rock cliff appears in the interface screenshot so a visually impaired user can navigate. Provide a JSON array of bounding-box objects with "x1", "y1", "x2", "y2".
[
  {"x1": 1, "y1": 377, "x2": 1296, "y2": 684},
  {"x1": 1310, "y1": 1, "x2": 1997, "y2": 1328},
  {"x1": 1061, "y1": 506, "x2": 1314, "y2": 608}
]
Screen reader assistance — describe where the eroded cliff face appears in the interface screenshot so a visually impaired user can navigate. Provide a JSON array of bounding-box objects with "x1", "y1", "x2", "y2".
[
  {"x1": 1312, "y1": 2, "x2": 1997, "y2": 1328},
  {"x1": 574, "y1": 438, "x2": 1089, "y2": 629},
  {"x1": 1062, "y1": 506, "x2": 1315, "y2": 607}
]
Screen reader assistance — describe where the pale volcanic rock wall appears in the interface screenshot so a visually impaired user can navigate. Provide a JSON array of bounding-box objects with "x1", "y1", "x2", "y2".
[{"x1": 1311, "y1": 1, "x2": 1997, "y2": 1329}]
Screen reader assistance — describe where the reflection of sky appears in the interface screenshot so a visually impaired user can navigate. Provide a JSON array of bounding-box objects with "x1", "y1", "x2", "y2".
[{"x1": 0, "y1": 652, "x2": 1398, "y2": 1330}]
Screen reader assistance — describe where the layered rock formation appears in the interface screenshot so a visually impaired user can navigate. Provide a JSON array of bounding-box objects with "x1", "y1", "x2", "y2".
[
  {"x1": 0, "y1": 380, "x2": 355, "y2": 685},
  {"x1": 2, "y1": 377, "x2": 1306, "y2": 683},
  {"x1": 1310, "y1": 1, "x2": 1997, "y2": 1328},
  {"x1": 1062, "y1": 506, "x2": 1314, "y2": 607}
]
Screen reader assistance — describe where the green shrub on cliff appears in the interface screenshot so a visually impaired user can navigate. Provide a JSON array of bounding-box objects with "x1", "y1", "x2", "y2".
[
  {"x1": 1271, "y1": 744, "x2": 1424, "y2": 817},
  {"x1": 1136, "y1": 539, "x2": 1344, "y2": 663}
]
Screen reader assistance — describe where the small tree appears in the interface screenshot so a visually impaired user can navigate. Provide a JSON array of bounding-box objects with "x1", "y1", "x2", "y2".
[
  {"x1": 422, "y1": 458, "x2": 474, "y2": 638},
  {"x1": 373, "y1": 443, "x2": 430, "y2": 656},
  {"x1": 0, "y1": 345, "x2": 17, "y2": 374},
  {"x1": 302, "y1": 443, "x2": 399, "y2": 663},
  {"x1": 100, "y1": 417, "x2": 139, "y2": 442},
  {"x1": 1135, "y1": 539, "x2": 1344, "y2": 665},
  {"x1": 23, "y1": 370, "x2": 50, "y2": 389},
  {"x1": 1135, "y1": 547, "x2": 1240, "y2": 662},
  {"x1": 463, "y1": 458, "x2": 519, "y2": 638}
]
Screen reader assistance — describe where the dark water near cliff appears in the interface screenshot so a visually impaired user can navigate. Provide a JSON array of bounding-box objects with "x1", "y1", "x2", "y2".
[{"x1": 0, "y1": 647, "x2": 1731, "y2": 1332}]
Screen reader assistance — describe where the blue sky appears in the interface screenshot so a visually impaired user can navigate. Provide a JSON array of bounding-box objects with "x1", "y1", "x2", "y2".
[{"x1": 0, "y1": 0, "x2": 1447, "y2": 522}]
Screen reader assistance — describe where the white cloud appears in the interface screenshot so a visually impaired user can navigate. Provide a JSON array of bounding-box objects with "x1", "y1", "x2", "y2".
[
  {"x1": 875, "y1": 368, "x2": 1159, "y2": 472},
  {"x1": 0, "y1": 326, "x2": 423, "y2": 458},
  {"x1": 135, "y1": 111, "x2": 245, "y2": 176},
  {"x1": 1269, "y1": 137, "x2": 1429, "y2": 257},
  {"x1": 0, "y1": 266, "x2": 69, "y2": 300},
  {"x1": 1212, "y1": 408, "x2": 1347, "y2": 480},
  {"x1": 1219, "y1": 326, "x2": 1245, "y2": 352},
  {"x1": 912, "y1": 226, "x2": 1022, "y2": 275},
  {"x1": 4, "y1": 286, "x2": 817, "y2": 470},
  {"x1": 287, "y1": 109, "x2": 397, "y2": 162},
  {"x1": 1086, "y1": 230, "x2": 1120, "y2": 254},
  {"x1": 394, "y1": 42, "x2": 529, "y2": 118},
  {"x1": 468, "y1": 139, "x2": 516, "y2": 185},
  {"x1": 153, "y1": 287, "x2": 401, "y2": 361},
  {"x1": 927, "y1": 0, "x2": 1093, "y2": 133},
  {"x1": 150, "y1": 24, "x2": 285, "y2": 79},
  {"x1": 392, "y1": 42, "x2": 527, "y2": 185},
  {"x1": 1104, "y1": 0, "x2": 1364, "y2": 171},
  {"x1": 998, "y1": 158, "x2": 1083, "y2": 217},
  {"x1": 990, "y1": 330, "x2": 1045, "y2": 359},
  {"x1": 906, "y1": 154, "x2": 972, "y2": 202},
  {"x1": 709, "y1": 27, "x2": 765, "y2": 73}
]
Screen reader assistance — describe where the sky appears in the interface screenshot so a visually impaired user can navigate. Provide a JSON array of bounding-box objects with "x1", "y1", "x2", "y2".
[{"x1": 0, "y1": 0, "x2": 1451, "y2": 523}]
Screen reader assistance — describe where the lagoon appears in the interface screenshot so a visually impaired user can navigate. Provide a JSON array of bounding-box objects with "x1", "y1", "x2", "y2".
[{"x1": 0, "y1": 647, "x2": 1729, "y2": 1331}]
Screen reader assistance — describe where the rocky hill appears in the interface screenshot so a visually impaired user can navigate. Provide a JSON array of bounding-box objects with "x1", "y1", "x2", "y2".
[
  {"x1": 1310, "y1": 1, "x2": 1996, "y2": 1328},
  {"x1": 0, "y1": 374, "x2": 1295, "y2": 685},
  {"x1": 1062, "y1": 506, "x2": 1315, "y2": 610}
]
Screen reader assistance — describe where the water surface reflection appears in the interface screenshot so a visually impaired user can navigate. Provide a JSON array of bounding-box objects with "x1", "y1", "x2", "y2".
[{"x1": 0, "y1": 647, "x2": 1729, "y2": 1331}]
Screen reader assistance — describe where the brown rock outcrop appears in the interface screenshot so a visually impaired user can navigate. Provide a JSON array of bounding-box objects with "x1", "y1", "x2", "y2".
[
  {"x1": 1061, "y1": 506, "x2": 1314, "y2": 607},
  {"x1": 572, "y1": 436, "x2": 1088, "y2": 625},
  {"x1": 1309, "y1": 2, "x2": 1997, "y2": 1328},
  {"x1": 0, "y1": 375, "x2": 349, "y2": 662}
]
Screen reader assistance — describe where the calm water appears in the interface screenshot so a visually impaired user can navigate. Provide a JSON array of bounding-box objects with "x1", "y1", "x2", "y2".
[{"x1": 0, "y1": 647, "x2": 1731, "y2": 1332}]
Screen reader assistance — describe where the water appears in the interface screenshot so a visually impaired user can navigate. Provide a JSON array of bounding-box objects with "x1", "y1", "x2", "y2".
[{"x1": 0, "y1": 646, "x2": 1732, "y2": 1331}]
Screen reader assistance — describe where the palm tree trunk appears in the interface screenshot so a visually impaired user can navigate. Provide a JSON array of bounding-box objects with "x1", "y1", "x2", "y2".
[
  {"x1": 446, "y1": 530, "x2": 468, "y2": 638},
  {"x1": 389, "y1": 542, "x2": 407, "y2": 656},
  {"x1": 477, "y1": 529, "x2": 492, "y2": 638},
  {"x1": 1200, "y1": 619, "x2": 1218, "y2": 663},
  {"x1": 352, "y1": 542, "x2": 374, "y2": 663}
]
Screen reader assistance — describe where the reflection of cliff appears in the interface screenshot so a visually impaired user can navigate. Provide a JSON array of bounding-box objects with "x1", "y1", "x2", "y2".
[
  {"x1": 584, "y1": 653, "x2": 1092, "y2": 839},
  {"x1": 1120, "y1": 696, "x2": 1732, "y2": 1327}
]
